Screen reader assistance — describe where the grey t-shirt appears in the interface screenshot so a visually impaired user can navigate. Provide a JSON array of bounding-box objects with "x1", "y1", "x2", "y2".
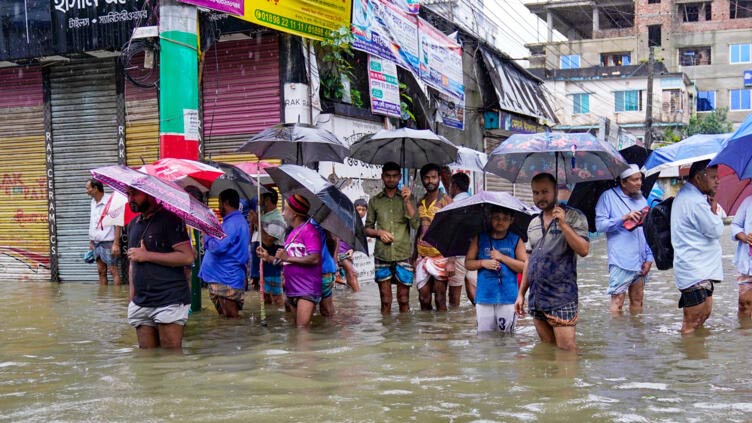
[{"x1": 526, "y1": 205, "x2": 589, "y2": 310}]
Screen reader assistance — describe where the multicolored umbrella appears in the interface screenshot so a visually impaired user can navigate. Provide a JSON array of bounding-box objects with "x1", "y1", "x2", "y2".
[
  {"x1": 266, "y1": 164, "x2": 368, "y2": 254},
  {"x1": 717, "y1": 165, "x2": 752, "y2": 215},
  {"x1": 91, "y1": 165, "x2": 225, "y2": 239},
  {"x1": 484, "y1": 132, "x2": 629, "y2": 183},
  {"x1": 422, "y1": 191, "x2": 537, "y2": 257},
  {"x1": 236, "y1": 123, "x2": 349, "y2": 165},
  {"x1": 642, "y1": 133, "x2": 730, "y2": 177},
  {"x1": 139, "y1": 158, "x2": 225, "y2": 194},
  {"x1": 349, "y1": 128, "x2": 459, "y2": 168},
  {"x1": 710, "y1": 113, "x2": 752, "y2": 179}
]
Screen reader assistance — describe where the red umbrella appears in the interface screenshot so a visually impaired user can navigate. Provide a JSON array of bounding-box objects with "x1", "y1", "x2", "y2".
[
  {"x1": 717, "y1": 165, "x2": 752, "y2": 215},
  {"x1": 140, "y1": 158, "x2": 224, "y2": 194}
]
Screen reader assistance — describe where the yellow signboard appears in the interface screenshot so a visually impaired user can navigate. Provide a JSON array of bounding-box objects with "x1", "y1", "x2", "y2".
[{"x1": 238, "y1": 0, "x2": 352, "y2": 41}]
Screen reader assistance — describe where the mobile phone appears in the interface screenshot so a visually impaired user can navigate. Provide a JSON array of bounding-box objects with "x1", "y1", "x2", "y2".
[{"x1": 397, "y1": 181, "x2": 403, "y2": 190}]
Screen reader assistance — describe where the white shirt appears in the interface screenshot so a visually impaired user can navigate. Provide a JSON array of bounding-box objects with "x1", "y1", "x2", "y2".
[
  {"x1": 89, "y1": 193, "x2": 115, "y2": 242},
  {"x1": 670, "y1": 183, "x2": 724, "y2": 289}
]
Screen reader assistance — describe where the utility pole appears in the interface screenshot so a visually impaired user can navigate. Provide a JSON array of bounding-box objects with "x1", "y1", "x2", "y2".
[
  {"x1": 644, "y1": 46, "x2": 655, "y2": 149},
  {"x1": 159, "y1": 0, "x2": 202, "y2": 312}
]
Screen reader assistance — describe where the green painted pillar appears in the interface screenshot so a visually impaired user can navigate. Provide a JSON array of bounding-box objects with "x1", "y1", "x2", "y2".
[{"x1": 159, "y1": 0, "x2": 202, "y2": 312}]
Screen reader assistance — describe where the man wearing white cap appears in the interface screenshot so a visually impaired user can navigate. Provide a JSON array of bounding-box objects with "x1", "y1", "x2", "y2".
[{"x1": 595, "y1": 164, "x2": 654, "y2": 314}]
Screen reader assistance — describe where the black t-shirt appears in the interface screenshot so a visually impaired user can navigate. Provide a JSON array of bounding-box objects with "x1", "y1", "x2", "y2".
[{"x1": 127, "y1": 207, "x2": 191, "y2": 307}]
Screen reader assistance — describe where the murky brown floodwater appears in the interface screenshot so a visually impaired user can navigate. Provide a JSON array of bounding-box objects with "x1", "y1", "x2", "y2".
[{"x1": 2, "y1": 228, "x2": 752, "y2": 422}]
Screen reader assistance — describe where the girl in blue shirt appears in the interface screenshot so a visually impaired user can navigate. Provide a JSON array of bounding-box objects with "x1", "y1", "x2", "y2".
[{"x1": 465, "y1": 207, "x2": 528, "y2": 333}]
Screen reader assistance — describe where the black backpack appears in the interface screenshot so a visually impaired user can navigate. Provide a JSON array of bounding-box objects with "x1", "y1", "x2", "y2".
[{"x1": 642, "y1": 197, "x2": 674, "y2": 270}]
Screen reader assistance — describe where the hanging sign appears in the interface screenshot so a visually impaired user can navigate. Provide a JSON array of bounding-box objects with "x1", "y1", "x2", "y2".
[{"x1": 368, "y1": 56, "x2": 401, "y2": 118}]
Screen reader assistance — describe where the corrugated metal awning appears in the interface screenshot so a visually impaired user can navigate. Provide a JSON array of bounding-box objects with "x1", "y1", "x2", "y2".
[{"x1": 480, "y1": 47, "x2": 557, "y2": 125}]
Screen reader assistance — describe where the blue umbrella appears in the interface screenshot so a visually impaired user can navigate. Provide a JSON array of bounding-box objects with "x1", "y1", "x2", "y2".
[
  {"x1": 710, "y1": 113, "x2": 752, "y2": 179},
  {"x1": 642, "y1": 133, "x2": 730, "y2": 177},
  {"x1": 422, "y1": 191, "x2": 537, "y2": 257}
]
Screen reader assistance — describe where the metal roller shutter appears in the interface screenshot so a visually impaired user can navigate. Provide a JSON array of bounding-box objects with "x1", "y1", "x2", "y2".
[
  {"x1": 0, "y1": 66, "x2": 51, "y2": 281},
  {"x1": 125, "y1": 61, "x2": 159, "y2": 167},
  {"x1": 202, "y1": 34, "x2": 281, "y2": 163},
  {"x1": 484, "y1": 136, "x2": 534, "y2": 205},
  {"x1": 50, "y1": 59, "x2": 120, "y2": 282}
]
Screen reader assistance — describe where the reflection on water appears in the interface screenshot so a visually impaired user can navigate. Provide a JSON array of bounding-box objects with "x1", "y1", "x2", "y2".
[{"x1": 2, "y1": 228, "x2": 752, "y2": 421}]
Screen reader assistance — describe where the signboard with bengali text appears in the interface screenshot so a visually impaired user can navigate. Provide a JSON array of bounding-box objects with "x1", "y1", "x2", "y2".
[{"x1": 368, "y1": 56, "x2": 401, "y2": 118}]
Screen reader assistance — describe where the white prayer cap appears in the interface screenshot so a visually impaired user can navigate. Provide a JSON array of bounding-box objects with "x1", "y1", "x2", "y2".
[{"x1": 619, "y1": 164, "x2": 641, "y2": 179}]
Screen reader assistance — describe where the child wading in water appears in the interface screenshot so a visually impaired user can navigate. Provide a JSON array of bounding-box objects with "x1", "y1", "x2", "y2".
[{"x1": 465, "y1": 207, "x2": 528, "y2": 333}]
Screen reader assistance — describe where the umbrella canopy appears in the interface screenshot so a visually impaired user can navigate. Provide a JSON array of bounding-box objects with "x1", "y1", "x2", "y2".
[
  {"x1": 484, "y1": 132, "x2": 629, "y2": 183},
  {"x1": 717, "y1": 164, "x2": 752, "y2": 215},
  {"x1": 422, "y1": 191, "x2": 537, "y2": 257},
  {"x1": 139, "y1": 158, "x2": 224, "y2": 193},
  {"x1": 234, "y1": 161, "x2": 276, "y2": 185},
  {"x1": 204, "y1": 160, "x2": 268, "y2": 199},
  {"x1": 266, "y1": 164, "x2": 368, "y2": 254},
  {"x1": 710, "y1": 113, "x2": 752, "y2": 179},
  {"x1": 567, "y1": 144, "x2": 658, "y2": 232},
  {"x1": 447, "y1": 146, "x2": 488, "y2": 173},
  {"x1": 349, "y1": 128, "x2": 459, "y2": 168},
  {"x1": 91, "y1": 165, "x2": 225, "y2": 238},
  {"x1": 236, "y1": 123, "x2": 349, "y2": 165},
  {"x1": 642, "y1": 133, "x2": 731, "y2": 177}
]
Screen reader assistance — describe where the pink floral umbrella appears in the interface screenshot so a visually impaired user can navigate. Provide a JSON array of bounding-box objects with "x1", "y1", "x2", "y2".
[{"x1": 91, "y1": 165, "x2": 225, "y2": 238}]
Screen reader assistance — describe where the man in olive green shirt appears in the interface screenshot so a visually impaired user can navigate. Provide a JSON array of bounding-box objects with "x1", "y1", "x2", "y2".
[{"x1": 365, "y1": 162, "x2": 419, "y2": 313}]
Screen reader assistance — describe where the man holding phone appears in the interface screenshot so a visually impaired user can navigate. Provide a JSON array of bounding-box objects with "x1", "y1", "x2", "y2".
[{"x1": 595, "y1": 164, "x2": 654, "y2": 314}]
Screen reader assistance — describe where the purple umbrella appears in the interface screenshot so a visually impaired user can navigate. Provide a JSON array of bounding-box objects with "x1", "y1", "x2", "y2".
[
  {"x1": 422, "y1": 191, "x2": 537, "y2": 257},
  {"x1": 91, "y1": 165, "x2": 225, "y2": 239}
]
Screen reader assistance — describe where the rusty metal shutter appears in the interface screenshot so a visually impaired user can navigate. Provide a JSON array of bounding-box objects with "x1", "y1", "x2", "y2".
[
  {"x1": 484, "y1": 136, "x2": 534, "y2": 205},
  {"x1": 0, "y1": 66, "x2": 51, "y2": 281},
  {"x1": 125, "y1": 58, "x2": 159, "y2": 167},
  {"x1": 202, "y1": 35, "x2": 281, "y2": 163},
  {"x1": 50, "y1": 59, "x2": 120, "y2": 282}
]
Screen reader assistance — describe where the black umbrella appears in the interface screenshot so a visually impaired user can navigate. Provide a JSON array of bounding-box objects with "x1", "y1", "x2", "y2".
[
  {"x1": 266, "y1": 164, "x2": 368, "y2": 254},
  {"x1": 349, "y1": 128, "x2": 459, "y2": 168},
  {"x1": 568, "y1": 145, "x2": 658, "y2": 232},
  {"x1": 203, "y1": 160, "x2": 269, "y2": 199},
  {"x1": 422, "y1": 191, "x2": 537, "y2": 257},
  {"x1": 236, "y1": 122, "x2": 349, "y2": 165}
]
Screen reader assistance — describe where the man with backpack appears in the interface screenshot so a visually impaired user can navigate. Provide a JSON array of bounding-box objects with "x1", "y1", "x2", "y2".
[
  {"x1": 671, "y1": 160, "x2": 724, "y2": 335},
  {"x1": 595, "y1": 164, "x2": 654, "y2": 314}
]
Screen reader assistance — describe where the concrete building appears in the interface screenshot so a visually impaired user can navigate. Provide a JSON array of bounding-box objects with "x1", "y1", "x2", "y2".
[{"x1": 525, "y1": 0, "x2": 752, "y2": 129}]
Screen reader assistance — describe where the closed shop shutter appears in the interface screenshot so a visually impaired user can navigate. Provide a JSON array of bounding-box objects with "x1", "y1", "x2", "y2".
[
  {"x1": 484, "y1": 136, "x2": 534, "y2": 205},
  {"x1": 125, "y1": 54, "x2": 159, "y2": 167},
  {"x1": 0, "y1": 66, "x2": 51, "y2": 281},
  {"x1": 50, "y1": 59, "x2": 120, "y2": 282},
  {"x1": 202, "y1": 35, "x2": 281, "y2": 164}
]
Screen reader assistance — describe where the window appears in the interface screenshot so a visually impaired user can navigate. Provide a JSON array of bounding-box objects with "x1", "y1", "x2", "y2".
[
  {"x1": 648, "y1": 25, "x2": 661, "y2": 47},
  {"x1": 731, "y1": 0, "x2": 752, "y2": 19},
  {"x1": 600, "y1": 52, "x2": 631, "y2": 66},
  {"x1": 662, "y1": 90, "x2": 684, "y2": 113},
  {"x1": 679, "y1": 3, "x2": 711, "y2": 22},
  {"x1": 679, "y1": 47, "x2": 711, "y2": 66},
  {"x1": 560, "y1": 55, "x2": 580, "y2": 69},
  {"x1": 730, "y1": 44, "x2": 751, "y2": 64},
  {"x1": 681, "y1": 4, "x2": 700, "y2": 21},
  {"x1": 697, "y1": 91, "x2": 716, "y2": 111},
  {"x1": 648, "y1": 0, "x2": 660, "y2": 3},
  {"x1": 730, "y1": 89, "x2": 752, "y2": 110},
  {"x1": 615, "y1": 90, "x2": 642, "y2": 112},
  {"x1": 572, "y1": 93, "x2": 590, "y2": 114}
]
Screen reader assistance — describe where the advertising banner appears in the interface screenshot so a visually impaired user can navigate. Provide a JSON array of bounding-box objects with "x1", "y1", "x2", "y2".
[
  {"x1": 236, "y1": 0, "x2": 351, "y2": 41},
  {"x1": 351, "y1": 0, "x2": 420, "y2": 76},
  {"x1": 368, "y1": 56, "x2": 401, "y2": 118},
  {"x1": 418, "y1": 19, "x2": 464, "y2": 101},
  {"x1": 179, "y1": 0, "x2": 243, "y2": 15},
  {"x1": 436, "y1": 91, "x2": 464, "y2": 130}
]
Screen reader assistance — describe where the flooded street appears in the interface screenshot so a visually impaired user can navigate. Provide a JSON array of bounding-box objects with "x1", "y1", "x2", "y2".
[{"x1": 2, "y1": 228, "x2": 752, "y2": 422}]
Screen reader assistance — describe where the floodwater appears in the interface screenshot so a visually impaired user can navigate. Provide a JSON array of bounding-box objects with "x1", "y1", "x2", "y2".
[{"x1": 2, "y1": 229, "x2": 752, "y2": 422}]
